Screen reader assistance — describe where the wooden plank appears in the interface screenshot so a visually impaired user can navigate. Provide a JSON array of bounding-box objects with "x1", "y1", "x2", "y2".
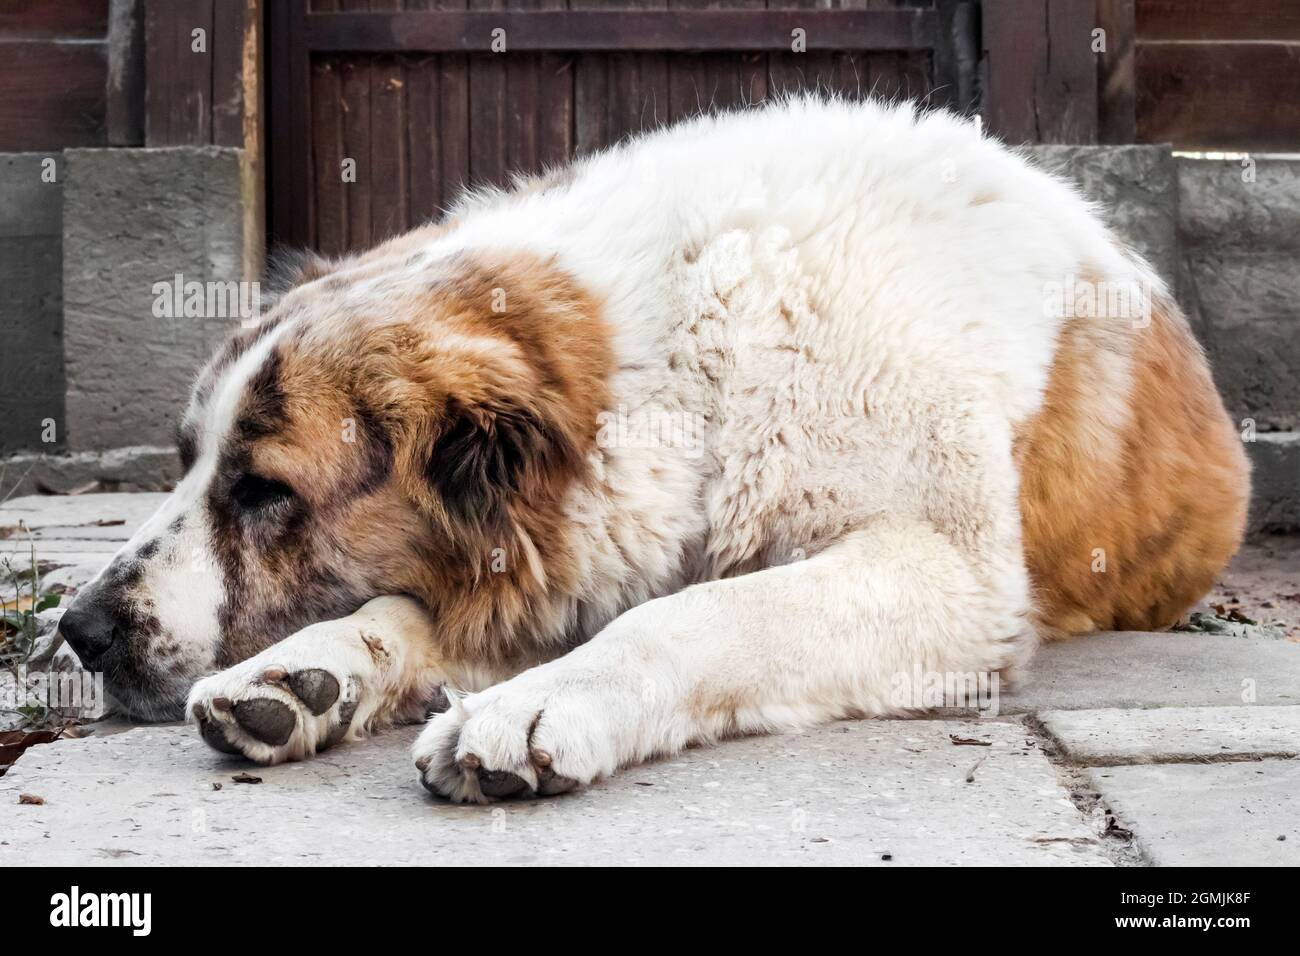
[
  {"x1": 505, "y1": 3, "x2": 541, "y2": 178},
  {"x1": 536, "y1": 0, "x2": 573, "y2": 168},
  {"x1": 982, "y1": 0, "x2": 1098, "y2": 144},
  {"x1": 370, "y1": 0, "x2": 410, "y2": 240},
  {"x1": 0, "y1": 0, "x2": 108, "y2": 39},
  {"x1": 573, "y1": 49, "x2": 610, "y2": 154},
  {"x1": 211, "y1": 0, "x2": 260, "y2": 150},
  {"x1": 290, "y1": 0, "x2": 315, "y2": 246},
  {"x1": 1138, "y1": 0, "x2": 1300, "y2": 42},
  {"x1": 304, "y1": 8, "x2": 938, "y2": 51},
  {"x1": 106, "y1": 0, "x2": 145, "y2": 145},
  {"x1": 312, "y1": 56, "x2": 348, "y2": 254},
  {"x1": 931, "y1": 0, "x2": 978, "y2": 112},
  {"x1": 467, "y1": 1, "x2": 507, "y2": 189},
  {"x1": 0, "y1": 42, "x2": 107, "y2": 150},
  {"x1": 1097, "y1": 0, "x2": 1135, "y2": 143},
  {"x1": 404, "y1": 55, "x2": 441, "y2": 223},
  {"x1": 1137, "y1": 41, "x2": 1300, "y2": 151},
  {"x1": 144, "y1": 0, "x2": 215, "y2": 146},
  {"x1": 339, "y1": 54, "x2": 373, "y2": 249},
  {"x1": 434, "y1": 0, "x2": 470, "y2": 212}
]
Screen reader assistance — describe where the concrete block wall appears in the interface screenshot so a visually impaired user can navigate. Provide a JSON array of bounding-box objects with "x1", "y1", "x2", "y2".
[
  {"x1": 1179, "y1": 158, "x2": 1300, "y2": 532},
  {"x1": 0, "y1": 154, "x2": 64, "y2": 454},
  {"x1": 62, "y1": 147, "x2": 254, "y2": 451},
  {"x1": 1179, "y1": 158, "x2": 1300, "y2": 433}
]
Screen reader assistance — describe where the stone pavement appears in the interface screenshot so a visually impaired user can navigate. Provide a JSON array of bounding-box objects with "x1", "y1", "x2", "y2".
[{"x1": 2, "y1": 494, "x2": 1298, "y2": 866}]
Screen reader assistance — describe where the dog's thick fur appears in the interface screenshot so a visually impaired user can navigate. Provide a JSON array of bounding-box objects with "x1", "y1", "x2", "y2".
[{"x1": 62, "y1": 97, "x2": 1248, "y2": 801}]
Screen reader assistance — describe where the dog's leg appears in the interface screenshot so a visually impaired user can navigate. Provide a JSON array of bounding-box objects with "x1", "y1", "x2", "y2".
[
  {"x1": 188, "y1": 596, "x2": 503, "y2": 764},
  {"x1": 415, "y1": 514, "x2": 1036, "y2": 802}
]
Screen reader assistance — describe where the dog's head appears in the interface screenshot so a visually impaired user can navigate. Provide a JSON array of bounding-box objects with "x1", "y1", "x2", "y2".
[{"x1": 59, "y1": 241, "x2": 610, "y2": 719}]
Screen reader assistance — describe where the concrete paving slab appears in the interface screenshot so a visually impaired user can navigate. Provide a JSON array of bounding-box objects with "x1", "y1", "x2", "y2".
[
  {"x1": 1005, "y1": 631, "x2": 1300, "y2": 712},
  {"x1": 1089, "y1": 761, "x2": 1300, "y2": 866},
  {"x1": 2, "y1": 539, "x2": 120, "y2": 558},
  {"x1": 0, "y1": 719, "x2": 1112, "y2": 867},
  {"x1": 0, "y1": 493, "x2": 165, "y2": 532},
  {"x1": 1040, "y1": 706, "x2": 1300, "y2": 765}
]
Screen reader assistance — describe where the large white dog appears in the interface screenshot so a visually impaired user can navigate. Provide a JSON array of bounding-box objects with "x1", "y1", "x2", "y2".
[{"x1": 59, "y1": 96, "x2": 1248, "y2": 802}]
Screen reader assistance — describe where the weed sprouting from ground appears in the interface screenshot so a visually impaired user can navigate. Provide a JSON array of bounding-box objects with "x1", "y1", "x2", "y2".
[{"x1": 1, "y1": 534, "x2": 62, "y2": 729}]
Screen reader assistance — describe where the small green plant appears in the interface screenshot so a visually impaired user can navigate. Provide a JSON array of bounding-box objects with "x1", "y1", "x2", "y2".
[{"x1": 2, "y1": 538, "x2": 62, "y2": 728}]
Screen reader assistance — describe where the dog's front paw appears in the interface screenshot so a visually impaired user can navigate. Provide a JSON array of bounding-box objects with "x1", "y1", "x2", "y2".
[
  {"x1": 413, "y1": 680, "x2": 615, "y2": 803},
  {"x1": 188, "y1": 657, "x2": 361, "y2": 764}
]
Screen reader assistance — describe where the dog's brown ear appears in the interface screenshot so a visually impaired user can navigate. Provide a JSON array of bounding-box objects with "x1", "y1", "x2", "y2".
[
  {"x1": 262, "y1": 247, "x2": 335, "y2": 307},
  {"x1": 424, "y1": 395, "x2": 580, "y2": 526}
]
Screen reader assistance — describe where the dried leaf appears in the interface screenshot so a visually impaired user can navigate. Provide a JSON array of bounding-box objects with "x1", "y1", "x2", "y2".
[
  {"x1": 231, "y1": 772, "x2": 262, "y2": 784},
  {"x1": 18, "y1": 793, "x2": 44, "y2": 805}
]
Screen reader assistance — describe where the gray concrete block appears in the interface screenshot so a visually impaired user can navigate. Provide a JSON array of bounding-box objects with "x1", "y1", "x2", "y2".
[
  {"x1": 1028, "y1": 145, "x2": 1179, "y2": 288},
  {"x1": 1040, "y1": 706, "x2": 1300, "y2": 765},
  {"x1": 1247, "y1": 432, "x2": 1300, "y2": 534},
  {"x1": 61, "y1": 147, "x2": 255, "y2": 450},
  {"x1": 0, "y1": 154, "x2": 65, "y2": 453},
  {"x1": 0, "y1": 720, "x2": 1111, "y2": 866},
  {"x1": 1179, "y1": 157, "x2": 1300, "y2": 432},
  {"x1": 1089, "y1": 761, "x2": 1300, "y2": 866},
  {"x1": 0, "y1": 445, "x2": 179, "y2": 496},
  {"x1": 1005, "y1": 631, "x2": 1300, "y2": 713}
]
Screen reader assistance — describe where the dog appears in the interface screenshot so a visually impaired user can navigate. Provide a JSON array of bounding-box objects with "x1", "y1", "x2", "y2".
[{"x1": 58, "y1": 96, "x2": 1249, "y2": 802}]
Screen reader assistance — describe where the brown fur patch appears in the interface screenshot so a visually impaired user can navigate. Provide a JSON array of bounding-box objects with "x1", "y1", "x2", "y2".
[
  {"x1": 209, "y1": 241, "x2": 613, "y2": 668},
  {"x1": 1017, "y1": 290, "x2": 1250, "y2": 635}
]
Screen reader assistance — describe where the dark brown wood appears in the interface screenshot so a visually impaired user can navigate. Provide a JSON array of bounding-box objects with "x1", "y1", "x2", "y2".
[
  {"x1": 1138, "y1": 0, "x2": 1300, "y2": 42},
  {"x1": 0, "y1": 0, "x2": 108, "y2": 39},
  {"x1": 1097, "y1": 0, "x2": 1136, "y2": 144},
  {"x1": 304, "y1": 8, "x2": 937, "y2": 52},
  {"x1": 371, "y1": 2, "x2": 411, "y2": 242},
  {"x1": 270, "y1": 0, "x2": 991, "y2": 253},
  {"x1": 269, "y1": 0, "x2": 313, "y2": 246},
  {"x1": 1137, "y1": 41, "x2": 1300, "y2": 151},
  {"x1": 211, "y1": 0, "x2": 259, "y2": 148},
  {"x1": 931, "y1": 0, "x2": 979, "y2": 112},
  {"x1": 0, "y1": 41, "x2": 107, "y2": 150},
  {"x1": 106, "y1": 0, "x2": 145, "y2": 145},
  {"x1": 144, "y1": 0, "x2": 215, "y2": 146},
  {"x1": 312, "y1": 57, "x2": 347, "y2": 254},
  {"x1": 982, "y1": 0, "x2": 1098, "y2": 144}
]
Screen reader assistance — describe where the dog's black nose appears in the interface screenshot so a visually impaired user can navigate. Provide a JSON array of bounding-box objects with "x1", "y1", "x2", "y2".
[{"x1": 59, "y1": 602, "x2": 122, "y2": 666}]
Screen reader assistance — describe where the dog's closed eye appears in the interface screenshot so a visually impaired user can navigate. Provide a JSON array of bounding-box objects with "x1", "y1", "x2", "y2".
[{"x1": 230, "y1": 473, "x2": 295, "y2": 511}]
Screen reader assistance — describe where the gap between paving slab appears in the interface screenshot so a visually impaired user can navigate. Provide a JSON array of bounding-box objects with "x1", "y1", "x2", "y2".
[{"x1": 1038, "y1": 706, "x2": 1300, "y2": 765}]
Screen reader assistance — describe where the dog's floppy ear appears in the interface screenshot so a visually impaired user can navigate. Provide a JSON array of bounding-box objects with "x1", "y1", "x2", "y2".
[
  {"x1": 425, "y1": 394, "x2": 580, "y2": 526},
  {"x1": 262, "y1": 247, "x2": 335, "y2": 308}
]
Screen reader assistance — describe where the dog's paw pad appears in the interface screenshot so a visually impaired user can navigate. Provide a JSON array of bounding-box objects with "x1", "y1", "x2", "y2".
[
  {"x1": 233, "y1": 697, "x2": 296, "y2": 746},
  {"x1": 286, "y1": 668, "x2": 340, "y2": 715},
  {"x1": 194, "y1": 707, "x2": 243, "y2": 755},
  {"x1": 475, "y1": 767, "x2": 530, "y2": 799}
]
